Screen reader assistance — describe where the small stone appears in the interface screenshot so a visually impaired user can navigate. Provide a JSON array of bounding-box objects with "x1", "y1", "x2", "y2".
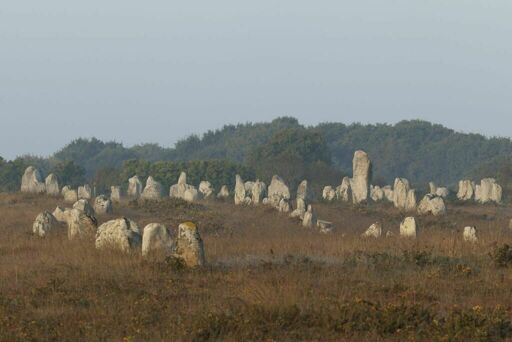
[
  {"x1": 33, "y1": 211, "x2": 57, "y2": 237},
  {"x1": 400, "y1": 217, "x2": 417, "y2": 238},
  {"x1": 463, "y1": 226, "x2": 478, "y2": 243},
  {"x1": 94, "y1": 195, "x2": 113, "y2": 215},
  {"x1": 362, "y1": 222, "x2": 382, "y2": 238}
]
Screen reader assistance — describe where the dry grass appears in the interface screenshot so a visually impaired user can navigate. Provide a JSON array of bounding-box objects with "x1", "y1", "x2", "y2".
[{"x1": 1, "y1": 193, "x2": 512, "y2": 340}]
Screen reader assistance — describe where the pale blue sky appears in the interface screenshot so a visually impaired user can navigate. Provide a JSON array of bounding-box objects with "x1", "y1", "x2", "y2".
[{"x1": 1, "y1": 1, "x2": 511, "y2": 159}]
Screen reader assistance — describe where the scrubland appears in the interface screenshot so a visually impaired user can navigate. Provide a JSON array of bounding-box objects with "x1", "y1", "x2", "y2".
[{"x1": 2, "y1": 193, "x2": 512, "y2": 340}]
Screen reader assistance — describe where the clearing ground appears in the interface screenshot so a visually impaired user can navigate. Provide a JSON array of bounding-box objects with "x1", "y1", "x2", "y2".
[{"x1": 1, "y1": 193, "x2": 512, "y2": 340}]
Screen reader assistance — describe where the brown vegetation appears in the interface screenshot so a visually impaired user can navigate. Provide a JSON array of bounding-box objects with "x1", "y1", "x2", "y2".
[{"x1": 2, "y1": 193, "x2": 512, "y2": 340}]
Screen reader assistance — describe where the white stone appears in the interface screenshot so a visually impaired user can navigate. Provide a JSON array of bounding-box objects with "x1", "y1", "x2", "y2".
[
  {"x1": 302, "y1": 205, "x2": 317, "y2": 228},
  {"x1": 199, "y1": 181, "x2": 214, "y2": 199},
  {"x1": 142, "y1": 223, "x2": 172, "y2": 256},
  {"x1": 351, "y1": 150, "x2": 371, "y2": 204},
  {"x1": 429, "y1": 182, "x2": 437, "y2": 195},
  {"x1": 95, "y1": 218, "x2": 142, "y2": 252},
  {"x1": 141, "y1": 176, "x2": 164, "y2": 200},
  {"x1": 33, "y1": 211, "x2": 57, "y2": 237},
  {"x1": 128, "y1": 176, "x2": 143, "y2": 199},
  {"x1": 52, "y1": 206, "x2": 71, "y2": 223},
  {"x1": 67, "y1": 208, "x2": 97, "y2": 240},
  {"x1": 457, "y1": 180, "x2": 475, "y2": 201},
  {"x1": 383, "y1": 186, "x2": 394, "y2": 202},
  {"x1": 45, "y1": 174, "x2": 60, "y2": 196},
  {"x1": 278, "y1": 198, "x2": 290, "y2": 212},
  {"x1": 322, "y1": 186, "x2": 336, "y2": 201},
  {"x1": 183, "y1": 188, "x2": 200, "y2": 203},
  {"x1": 370, "y1": 185, "x2": 384, "y2": 202},
  {"x1": 73, "y1": 199, "x2": 95, "y2": 217},
  {"x1": 476, "y1": 178, "x2": 502, "y2": 204},
  {"x1": 170, "y1": 172, "x2": 197, "y2": 200},
  {"x1": 393, "y1": 178, "x2": 410, "y2": 211},
  {"x1": 110, "y1": 186, "x2": 123, "y2": 202},
  {"x1": 406, "y1": 190, "x2": 417, "y2": 212},
  {"x1": 94, "y1": 195, "x2": 113, "y2": 215},
  {"x1": 62, "y1": 186, "x2": 78, "y2": 203},
  {"x1": 436, "y1": 187, "x2": 449, "y2": 198},
  {"x1": 336, "y1": 177, "x2": 352, "y2": 202},
  {"x1": 418, "y1": 194, "x2": 446, "y2": 216},
  {"x1": 78, "y1": 184, "x2": 92, "y2": 200},
  {"x1": 268, "y1": 175, "x2": 290, "y2": 208},
  {"x1": 174, "y1": 222, "x2": 206, "y2": 267},
  {"x1": 400, "y1": 217, "x2": 417, "y2": 238},
  {"x1": 252, "y1": 180, "x2": 266, "y2": 204},
  {"x1": 244, "y1": 181, "x2": 255, "y2": 197},
  {"x1": 463, "y1": 226, "x2": 478, "y2": 243},
  {"x1": 317, "y1": 220, "x2": 334, "y2": 234},
  {"x1": 362, "y1": 222, "x2": 382, "y2": 238},
  {"x1": 217, "y1": 185, "x2": 230, "y2": 199},
  {"x1": 21, "y1": 166, "x2": 45, "y2": 193},
  {"x1": 234, "y1": 175, "x2": 246, "y2": 205}
]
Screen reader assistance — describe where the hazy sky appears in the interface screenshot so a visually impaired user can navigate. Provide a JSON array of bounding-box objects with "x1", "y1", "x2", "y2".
[{"x1": 1, "y1": 1, "x2": 511, "y2": 160}]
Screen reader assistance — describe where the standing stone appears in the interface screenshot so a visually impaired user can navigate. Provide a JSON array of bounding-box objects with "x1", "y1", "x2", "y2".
[
  {"x1": 383, "y1": 186, "x2": 394, "y2": 202},
  {"x1": 302, "y1": 205, "x2": 317, "y2": 228},
  {"x1": 141, "y1": 176, "x2": 164, "y2": 200},
  {"x1": 351, "y1": 150, "x2": 371, "y2": 204},
  {"x1": 45, "y1": 174, "x2": 60, "y2": 196},
  {"x1": 128, "y1": 176, "x2": 143, "y2": 199},
  {"x1": 183, "y1": 188, "x2": 200, "y2": 203},
  {"x1": 362, "y1": 222, "x2": 382, "y2": 238},
  {"x1": 78, "y1": 184, "x2": 92, "y2": 200},
  {"x1": 323, "y1": 186, "x2": 336, "y2": 201},
  {"x1": 170, "y1": 172, "x2": 195, "y2": 199},
  {"x1": 429, "y1": 182, "x2": 438, "y2": 195},
  {"x1": 62, "y1": 186, "x2": 78, "y2": 203},
  {"x1": 94, "y1": 195, "x2": 113, "y2": 215},
  {"x1": 110, "y1": 186, "x2": 123, "y2": 203},
  {"x1": 21, "y1": 166, "x2": 45, "y2": 193},
  {"x1": 291, "y1": 180, "x2": 309, "y2": 219},
  {"x1": 53, "y1": 206, "x2": 71, "y2": 223},
  {"x1": 251, "y1": 180, "x2": 266, "y2": 205},
  {"x1": 142, "y1": 223, "x2": 172, "y2": 257},
  {"x1": 370, "y1": 185, "x2": 384, "y2": 202},
  {"x1": 406, "y1": 190, "x2": 417, "y2": 212},
  {"x1": 244, "y1": 182, "x2": 255, "y2": 198},
  {"x1": 336, "y1": 177, "x2": 352, "y2": 202},
  {"x1": 463, "y1": 226, "x2": 478, "y2": 243},
  {"x1": 417, "y1": 194, "x2": 446, "y2": 216},
  {"x1": 33, "y1": 212, "x2": 58, "y2": 237},
  {"x1": 95, "y1": 218, "x2": 141, "y2": 252},
  {"x1": 199, "y1": 181, "x2": 214, "y2": 199},
  {"x1": 234, "y1": 175, "x2": 246, "y2": 205},
  {"x1": 400, "y1": 217, "x2": 417, "y2": 238},
  {"x1": 476, "y1": 178, "x2": 502, "y2": 204},
  {"x1": 67, "y1": 208, "x2": 98, "y2": 240},
  {"x1": 278, "y1": 198, "x2": 290, "y2": 212},
  {"x1": 509, "y1": 218, "x2": 512, "y2": 231},
  {"x1": 457, "y1": 180, "x2": 475, "y2": 201},
  {"x1": 174, "y1": 222, "x2": 206, "y2": 267},
  {"x1": 436, "y1": 187, "x2": 449, "y2": 198},
  {"x1": 73, "y1": 199, "x2": 96, "y2": 217},
  {"x1": 268, "y1": 175, "x2": 291, "y2": 209},
  {"x1": 217, "y1": 185, "x2": 230, "y2": 199},
  {"x1": 290, "y1": 198, "x2": 307, "y2": 219}
]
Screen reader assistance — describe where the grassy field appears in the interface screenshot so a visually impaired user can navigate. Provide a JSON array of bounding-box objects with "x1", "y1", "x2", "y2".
[{"x1": 1, "y1": 192, "x2": 512, "y2": 341}]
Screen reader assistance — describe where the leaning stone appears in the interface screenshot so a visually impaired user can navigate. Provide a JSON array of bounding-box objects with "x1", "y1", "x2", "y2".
[
  {"x1": 33, "y1": 211, "x2": 57, "y2": 237},
  {"x1": 142, "y1": 223, "x2": 172, "y2": 257},
  {"x1": 351, "y1": 150, "x2": 371, "y2": 204},
  {"x1": 463, "y1": 226, "x2": 478, "y2": 243},
  {"x1": 417, "y1": 194, "x2": 446, "y2": 216},
  {"x1": 110, "y1": 186, "x2": 123, "y2": 202},
  {"x1": 95, "y1": 218, "x2": 141, "y2": 252},
  {"x1": 73, "y1": 199, "x2": 95, "y2": 217},
  {"x1": 302, "y1": 205, "x2": 317, "y2": 228},
  {"x1": 94, "y1": 195, "x2": 113, "y2": 215},
  {"x1": 400, "y1": 217, "x2": 417, "y2": 238},
  {"x1": 234, "y1": 175, "x2": 246, "y2": 205},
  {"x1": 67, "y1": 208, "x2": 98, "y2": 240},
  {"x1": 78, "y1": 184, "x2": 92, "y2": 200},
  {"x1": 362, "y1": 222, "x2": 382, "y2": 238},
  {"x1": 45, "y1": 174, "x2": 60, "y2": 196},
  {"x1": 174, "y1": 222, "x2": 206, "y2": 267},
  {"x1": 141, "y1": 176, "x2": 164, "y2": 200},
  {"x1": 128, "y1": 175, "x2": 143, "y2": 199},
  {"x1": 317, "y1": 220, "x2": 334, "y2": 234},
  {"x1": 21, "y1": 166, "x2": 45, "y2": 193}
]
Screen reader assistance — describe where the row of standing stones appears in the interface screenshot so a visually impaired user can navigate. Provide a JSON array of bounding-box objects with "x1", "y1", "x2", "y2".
[{"x1": 23, "y1": 149, "x2": 506, "y2": 253}]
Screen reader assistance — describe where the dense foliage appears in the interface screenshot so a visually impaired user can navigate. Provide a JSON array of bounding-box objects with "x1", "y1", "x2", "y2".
[{"x1": 1, "y1": 117, "x2": 512, "y2": 193}]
